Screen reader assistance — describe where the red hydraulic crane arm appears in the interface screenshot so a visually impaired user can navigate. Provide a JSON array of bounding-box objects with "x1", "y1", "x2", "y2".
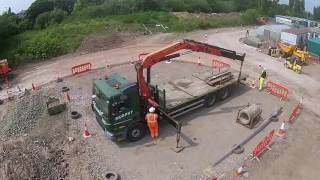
[{"x1": 136, "y1": 39, "x2": 246, "y2": 107}]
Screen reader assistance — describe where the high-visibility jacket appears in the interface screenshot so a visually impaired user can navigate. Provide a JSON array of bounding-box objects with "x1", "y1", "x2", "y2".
[
  {"x1": 260, "y1": 70, "x2": 267, "y2": 79},
  {"x1": 146, "y1": 113, "x2": 158, "y2": 126}
]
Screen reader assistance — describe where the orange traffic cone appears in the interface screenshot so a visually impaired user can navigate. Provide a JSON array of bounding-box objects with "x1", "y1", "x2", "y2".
[
  {"x1": 64, "y1": 92, "x2": 71, "y2": 102},
  {"x1": 5, "y1": 78, "x2": 10, "y2": 89},
  {"x1": 198, "y1": 57, "x2": 202, "y2": 66},
  {"x1": 250, "y1": 79, "x2": 256, "y2": 89},
  {"x1": 83, "y1": 124, "x2": 91, "y2": 138},
  {"x1": 32, "y1": 83, "x2": 36, "y2": 91},
  {"x1": 276, "y1": 122, "x2": 286, "y2": 137},
  {"x1": 234, "y1": 165, "x2": 245, "y2": 177}
]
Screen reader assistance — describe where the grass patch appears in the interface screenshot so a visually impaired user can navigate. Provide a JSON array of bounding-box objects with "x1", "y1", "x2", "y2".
[{"x1": 1, "y1": 11, "x2": 255, "y2": 66}]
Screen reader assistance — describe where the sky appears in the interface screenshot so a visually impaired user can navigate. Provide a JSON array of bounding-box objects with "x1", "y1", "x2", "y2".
[
  {"x1": 0, "y1": 0, "x2": 35, "y2": 14},
  {"x1": 0, "y1": 0, "x2": 319, "y2": 14},
  {"x1": 279, "y1": 0, "x2": 320, "y2": 13}
]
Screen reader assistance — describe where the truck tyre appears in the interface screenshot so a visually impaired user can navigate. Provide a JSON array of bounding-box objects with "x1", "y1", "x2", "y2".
[
  {"x1": 205, "y1": 94, "x2": 217, "y2": 107},
  {"x1": 127, "y1": 123, "x2": 146, "y2": 142},
  {"x1": 218, "y1": 87, "x2": 231, "y2": 100},
  {"x1": 105, "y1": 171, "x2": 120, "y2": 180}
]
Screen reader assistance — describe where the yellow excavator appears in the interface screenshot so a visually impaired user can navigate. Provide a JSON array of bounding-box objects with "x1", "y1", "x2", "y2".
[
  {"x1": 277, "y1": 42, "x2": 296, "y2": 58},
  {"x1": 277, "y1": 42, "x2": 308, "y2": 63},
  {"x1": 284, "y1": 56, "x2": 302, "y2": 74}
]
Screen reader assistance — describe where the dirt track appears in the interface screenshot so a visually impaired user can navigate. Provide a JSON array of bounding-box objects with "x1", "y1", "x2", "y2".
[{"x1": 1, "y1": 27, "x2": 320, "y2": 179}]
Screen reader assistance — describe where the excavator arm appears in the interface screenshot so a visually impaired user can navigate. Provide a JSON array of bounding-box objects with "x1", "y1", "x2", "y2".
[{"x1": 135, "y1": 39, "x2": 246, "y2": 107}]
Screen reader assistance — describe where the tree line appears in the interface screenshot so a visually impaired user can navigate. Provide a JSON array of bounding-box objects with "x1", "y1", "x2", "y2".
[{"x1": 0, "y1": 0, "x2": 315, "y2": 42}]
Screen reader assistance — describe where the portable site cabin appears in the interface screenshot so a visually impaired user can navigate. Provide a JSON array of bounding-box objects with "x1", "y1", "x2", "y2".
[
  {"x1": 275, "y1": 15, "x2": 318, "y2": 28},
  {"x1": 280, "y1": 28, "x2": 309, "y2": 48}
]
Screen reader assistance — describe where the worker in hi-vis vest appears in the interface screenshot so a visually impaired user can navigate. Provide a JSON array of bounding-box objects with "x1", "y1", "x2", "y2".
[
  {"x1": 259, "y1": 67, "x2": 267, "y2": 90},
  {"x1": 146, "y1": 107, "x2": 159, "y2": 144}
]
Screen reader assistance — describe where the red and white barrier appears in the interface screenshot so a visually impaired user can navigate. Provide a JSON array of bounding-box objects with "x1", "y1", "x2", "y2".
[
  {"x1": 266, "y1": 81, "x2": 289, "y2": 100},
  {"x1": 251, "y1": 130, "x2": 275, "y2": 161},
  {"x1": 212, "y1": 59, "x2": 230, "y2": 69},
  {"x1": 71, "y1": 63, "x2": 92, "y2": 75}
]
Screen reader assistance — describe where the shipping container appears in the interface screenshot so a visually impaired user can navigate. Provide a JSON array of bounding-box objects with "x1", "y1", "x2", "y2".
[{"x1": 307, "y1": 38, "x2": 320, "y2": 56}]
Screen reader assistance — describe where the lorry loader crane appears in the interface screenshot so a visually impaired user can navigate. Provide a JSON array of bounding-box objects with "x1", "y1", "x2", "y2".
[{"x1": 92, "y1": 39, "x2": 246, "y2": 143}]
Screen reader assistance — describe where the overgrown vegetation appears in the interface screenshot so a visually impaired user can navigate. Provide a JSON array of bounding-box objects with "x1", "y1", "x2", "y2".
[{"x1": 0, "y1": 0, "x2": 312, "y2": 66}]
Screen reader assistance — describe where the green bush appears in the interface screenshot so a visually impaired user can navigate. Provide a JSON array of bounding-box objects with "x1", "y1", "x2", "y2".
[
  {"x1": 36, "y1": 9, "x2": 68, "y2": 29},
  {"x1": 241, "y1": 9, "x2": 260, "y2": 24}
]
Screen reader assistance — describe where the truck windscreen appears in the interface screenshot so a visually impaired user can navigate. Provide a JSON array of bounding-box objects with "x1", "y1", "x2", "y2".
[{"x1": 94, "y1": 86, "x2": 109, "y2": 114}]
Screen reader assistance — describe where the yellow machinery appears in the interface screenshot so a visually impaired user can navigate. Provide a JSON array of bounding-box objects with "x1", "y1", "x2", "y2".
[
  {"x1": 293, "y1": 49, "x2": 309, "y2": 62},
  {"x1": 284, "y1": 57, "x2": 302, "y2": 74},
  {"x1": 277, "y1": 42, "x2": 296, "y2": 57},
  {"x1": 277, "y1": 42, "x2": 309, "y2": 63}
]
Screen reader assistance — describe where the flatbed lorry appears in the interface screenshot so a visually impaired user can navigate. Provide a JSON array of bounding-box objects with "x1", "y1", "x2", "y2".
[{"x1": 91, "y1": 39, "x2": 246, "y2": 142}]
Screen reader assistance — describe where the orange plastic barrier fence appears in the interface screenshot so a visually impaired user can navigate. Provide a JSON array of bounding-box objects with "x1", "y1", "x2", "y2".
[
  {"x1": 251, "y1": 130, "x2": 275, "y2": 160},
  {"x1": 212, "y1": 59, "x2": 230, "y2": 68},
  {"x1": 288, "y1": 102, "x2": 303, "y2": 123},
  {"x1": 306, "y1": 54, "x2": 319, "y2": 63},
  {"x1": 71, "y1": 63, "x2": 92, "y2": 75},
  {"x1": 266, "y1": 81, "x2": 288, "y2": 100}
]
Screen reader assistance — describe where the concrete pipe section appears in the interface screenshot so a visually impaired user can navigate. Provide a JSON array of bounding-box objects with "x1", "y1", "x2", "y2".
[{"x1": 238, "y1": 104, "x2": 262, "y2": 125}]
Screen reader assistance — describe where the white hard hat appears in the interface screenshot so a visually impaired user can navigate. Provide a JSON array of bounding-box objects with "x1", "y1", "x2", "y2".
[
  {"x1": 149, "y1": 107, "x2": 156, "y2": 113},
  {"x1": 263, "y1": 67, "x2": 267, "y2": 71}
]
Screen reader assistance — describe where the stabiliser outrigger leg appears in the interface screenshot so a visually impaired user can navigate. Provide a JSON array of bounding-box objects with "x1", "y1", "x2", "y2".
[{"x1": 158, "y1": 108, "x2": 185, "y2": 153}]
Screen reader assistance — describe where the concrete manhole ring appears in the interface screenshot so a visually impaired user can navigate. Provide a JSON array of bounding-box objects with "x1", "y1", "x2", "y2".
[
  {"x1": 105, "y1": 171, "x2": 120, "y2": 180},
  {"x1": 62, "y1": 86, "x2": 70, "y2": 92},
  {"x1": 232, "y1": 145, "x2": 245, "y2": 154},
  {"x1": 70, "y1": 111, "x2": 81, "y2": 119}
]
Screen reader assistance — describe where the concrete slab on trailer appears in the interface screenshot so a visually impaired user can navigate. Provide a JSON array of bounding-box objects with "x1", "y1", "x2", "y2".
[{"x1": 153, "y1": 68, "x2": 239, "y2": 109}]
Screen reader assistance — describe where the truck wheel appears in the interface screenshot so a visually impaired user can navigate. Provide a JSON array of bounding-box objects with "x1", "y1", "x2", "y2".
[
  {"x1": 218, "y1": 87, "x2": 231, "y2": 100},
  {"x1": 127, "y1": 123, "x2": 146, "y2": 142},
  {"x1": 205, "y1": 94, "x2": 217, "y2": 107}
]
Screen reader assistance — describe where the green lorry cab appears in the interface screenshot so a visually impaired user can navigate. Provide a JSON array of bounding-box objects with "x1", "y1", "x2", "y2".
[{"x1": 91, "y1": 74, "x2": 145, "y2": 141}]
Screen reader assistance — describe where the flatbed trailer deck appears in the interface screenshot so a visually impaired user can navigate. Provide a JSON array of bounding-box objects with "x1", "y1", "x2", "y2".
[{"x1": 153, "y1": 69, "x2": 240, "y2": 111}]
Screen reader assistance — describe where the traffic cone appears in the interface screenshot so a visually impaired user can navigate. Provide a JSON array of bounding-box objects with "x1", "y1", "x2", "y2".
[
  {"x1": 250, "y1": 79, "x2": 256, "y2": 89},
  {"x1": 32, "y1": 83, "x2": 36, "y2": 91},
  {"x1": 276, "y1": 122, "x2": 286, "y2": 137},
  {"x1": 83, "y1": 124, "x2": 91, "y2": 138},
  {"x1": 234, "y1": 165, "x2": 245, "y2": 177},
  {"x1": 104, "y1": 64, "x2": 110, "y2": 79},
  {"x1": 64, "y1": 92, "x2": 71, "y2": 102},
  {"x1": 198, "y1": 57, "x2": 202, "y2": 66},
  {"x1": 5, "y1": 78, "x2": 10, "y2": 89}
]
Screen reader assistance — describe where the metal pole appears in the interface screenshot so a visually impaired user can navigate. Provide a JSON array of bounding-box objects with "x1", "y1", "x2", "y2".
[
  {"x1": 147, "y1": 68, "x2": 151, "y2": 84},
  {"x1": 238, "y1": 60, "x2": 244, "y2": 83}
]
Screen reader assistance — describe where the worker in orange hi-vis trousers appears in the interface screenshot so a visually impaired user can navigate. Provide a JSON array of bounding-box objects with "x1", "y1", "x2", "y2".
[{"x1": 146, "y1": 107, "x2": 159, "y2": 144}]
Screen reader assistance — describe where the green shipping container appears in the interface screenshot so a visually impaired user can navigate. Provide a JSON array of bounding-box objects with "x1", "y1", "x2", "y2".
[{"x1": 307, "y1": 38, "x2": 320, "y2": 56}]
